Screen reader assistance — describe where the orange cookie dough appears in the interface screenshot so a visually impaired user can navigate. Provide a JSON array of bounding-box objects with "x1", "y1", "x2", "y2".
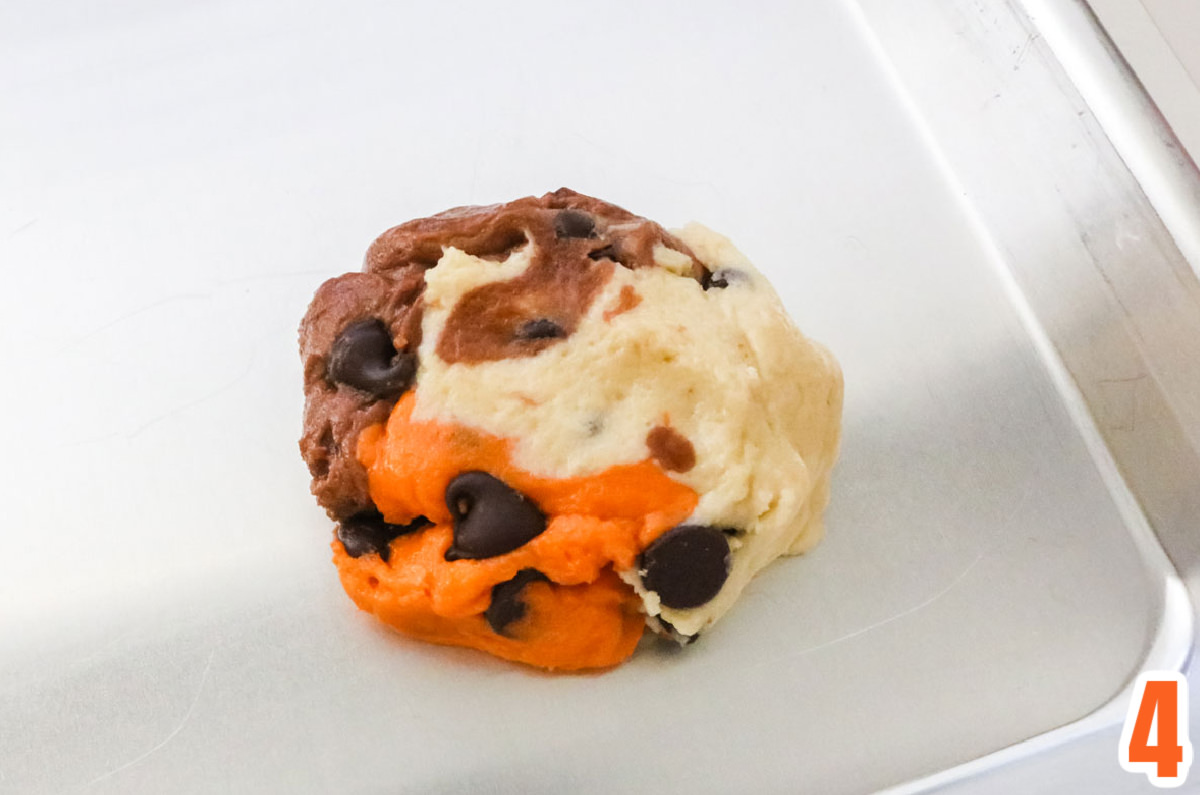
[{"x1": 335, "y1": 394, "x2": 696, "y2": 670}]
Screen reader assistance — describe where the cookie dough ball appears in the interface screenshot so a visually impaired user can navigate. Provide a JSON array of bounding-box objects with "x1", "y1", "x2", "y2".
[{"x1": 299, "y1": 189, "x2": 842, "y2": 670}]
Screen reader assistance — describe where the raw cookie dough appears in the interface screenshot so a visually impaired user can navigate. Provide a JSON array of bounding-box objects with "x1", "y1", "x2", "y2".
[{"x1": 299, "y1": 189, "x2": 842, "y2": 670}]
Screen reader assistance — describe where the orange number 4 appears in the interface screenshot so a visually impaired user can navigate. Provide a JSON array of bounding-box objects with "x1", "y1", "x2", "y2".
[{"x1": 1120, "y1": 672, "x2": 1193, "y2": 787}]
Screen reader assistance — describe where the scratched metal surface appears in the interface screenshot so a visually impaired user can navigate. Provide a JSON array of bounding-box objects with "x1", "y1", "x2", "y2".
[
  {"x1": 0, "y1": 0, "x2": 1193, "y2": 793},
  {"x1": 862, "y1": 0, "x2": 1200, "y2": 791}
]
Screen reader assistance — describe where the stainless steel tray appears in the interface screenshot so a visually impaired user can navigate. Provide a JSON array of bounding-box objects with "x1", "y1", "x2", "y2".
[{"x1": 1, "y1": 0, "x2": 1197, "y2": 792}]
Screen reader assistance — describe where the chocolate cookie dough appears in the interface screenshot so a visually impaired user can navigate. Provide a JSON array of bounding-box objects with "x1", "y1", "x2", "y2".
[{"x1": 299, "y1": 189, "x2": 843, "y2": 670}]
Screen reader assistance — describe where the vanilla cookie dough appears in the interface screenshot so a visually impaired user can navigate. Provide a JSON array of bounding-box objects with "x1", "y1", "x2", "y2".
[{"x1": 299, "y1": 189, "x2": 842, "y2": 670}]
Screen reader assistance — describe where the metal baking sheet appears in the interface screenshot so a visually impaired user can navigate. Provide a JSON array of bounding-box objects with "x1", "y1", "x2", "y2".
[{"x1": 1, "y1": 0, "x2": 1195, "y2": 792}]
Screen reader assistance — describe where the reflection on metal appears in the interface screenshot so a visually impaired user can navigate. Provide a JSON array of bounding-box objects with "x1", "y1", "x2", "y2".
[{"x1": 856, "y1": 0, "x2": 1200, "y2": 789}]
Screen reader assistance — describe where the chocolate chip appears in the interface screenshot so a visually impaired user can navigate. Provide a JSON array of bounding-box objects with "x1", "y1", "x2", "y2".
[
  {"x1": 640, "y1": 525, "x2": 731, "y2": 609},
  {"x1": 337, "y1": 509, "x2": 431, "y2": 562},
  {"x1": 588, "y1": 245, "x2": 617, "y2": 262},
  {"x1": 328, "y1": 318, "x2": 417, "y2": 398},
  {"x1": 703, "y1": 268, "x2": 748, "y2": 290},
  {"x1": 554, "y1": 209, "x2": 597, "y2": 239},
  {"x1": 515, "y1": 318, "x2": 565, "y2": 340},
  {"x1": 656, "y1": 616, "x2": 698, "y2": 646},
  {"x1": 485, "y1": 569, "x2": 549, "y2": 635},
  {"x1": 444, "y1": 472, "x2": 548, "y2": 560}
]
